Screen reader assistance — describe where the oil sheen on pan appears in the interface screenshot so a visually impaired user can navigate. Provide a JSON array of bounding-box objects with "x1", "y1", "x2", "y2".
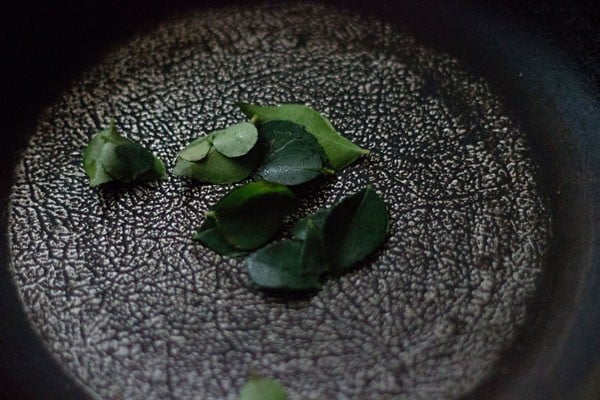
[{"x1": 7, "y1": 3, "x2": 550, "y2": 399}]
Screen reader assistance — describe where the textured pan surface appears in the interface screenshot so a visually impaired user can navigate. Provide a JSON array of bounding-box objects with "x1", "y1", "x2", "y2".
[{"x1": 7, "y1": 3, "x2": 550, "y2": 399}]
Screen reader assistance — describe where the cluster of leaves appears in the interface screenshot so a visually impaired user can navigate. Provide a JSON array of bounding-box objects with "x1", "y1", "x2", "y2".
[
  {"x1": 174, "y1": 103, "x2": 368, "y2": 186},
  {"x1": 244, "y1": 186, "x2": 388, "y2": 290},
  {"x1": 81, "y1": 105, "x2": 387, "y2": 397},
  {"x1": 82, "y1": 104, "x2": 389, "y2": 292},
  {"x1": 82, "y1": 120, "x2": 166, "y2": 186},
  {"x1": 194, "y1": 183, "x2": 389, "y2": 290},
  {"x1": 238, "y1": 103, "x2": 369, "y2": 171},
  {"x1": 173, "y1": 122, "x2": 261, "y2": 184},
  {"x1": 83, "y1": 103, "x2": 367, "y2": 187}
]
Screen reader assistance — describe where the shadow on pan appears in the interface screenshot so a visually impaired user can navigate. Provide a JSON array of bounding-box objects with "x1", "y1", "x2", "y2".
[{"x1": 0, "y1": 0, "x2": 598, "y2": 399}]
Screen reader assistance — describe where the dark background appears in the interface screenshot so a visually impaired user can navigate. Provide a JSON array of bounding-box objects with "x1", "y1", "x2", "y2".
[{"x1": 0, "y1": 1, "x2": 598, "y2": 398}]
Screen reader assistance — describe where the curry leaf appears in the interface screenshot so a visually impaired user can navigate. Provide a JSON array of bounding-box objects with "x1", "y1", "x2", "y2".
[
  {"x1": 299, "y1": 219, "x2": 329, "y2": 274},
  {"x1": 322, "y1": 186, "x2": 389, "y2": 270},
  {"x1": 209, "y1": 181, "x2": 296, "y2": 250},
  {"x1": 211, "y1": 122, "x2": 258, "y2": 158},
  {"x1": 193, "y1": 218, "x2": 247, "y2": 257},
  {"x1": 255, "y1": 121, "x2": 326, "y2": 185},
  {"x1": 292, "y1": 208, "x2": 330, "y2": 240},
  {"x1": 82, "y1": 121, "x2": 166, "y2": 186},
  {"x1": 246, "y1": 218, "x2": 328, "y2": 290},
  {"x1": 83, "y1": 128, "x2": 115, "y2": 186},
  {"x1": 174, "y1": 123, "x2": 260, "y2": 184},
  {"x1": 88, "y1": 164, "x2": 114, "y2": 187},
  {"x1": 132, "y1": 157, "x2": 167, "y2": 182},
  {"x1": 83, "y1": 127, "x2": 114, "y2": 184},
  {"x1": 173, "y1": 146, "x2": 260, "y2": 184},
  {"x1": 246, "y1": 240, "x2": 322, "y2": 290},
  {"x1": 238, "y1": 102, "x2": 369, "y2": 170},
  {"x1": 178, "y1": 122, "x2": 258, "y2": 161},
  {"x1": 239, "y1": 375, "x2": 287, "y2": 400},
  {"x1": 178, "y1": 136, "x2": 212, "y2": 162},
  {"x1": 100, "y1": 142, "x2": 155, "y2": 182}
]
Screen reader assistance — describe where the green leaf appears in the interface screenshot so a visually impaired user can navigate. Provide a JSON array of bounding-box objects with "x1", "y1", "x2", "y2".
[
  {"x1": 246, "y1": 217, "x2": 328, "y2": 290},
  {"x1": 239, "y1": 375, "x2": 287, "y2": 400},
  {"x1": 299, "y1": 219, "x2": 329, "y2": 274},
  {"x1": 83, "y1": 123, "x2": 122, "y2": 186},
  {"x1": 178, "y1": 136, "x2": 212, "y2": 162},
  {"x1": 211, "y1": 122, "x2": 258, "y2": 158},
  {"x1": 322, "y1": 186, "x2": 389, "y2": 270},
  {"x1": 244, "y1": 187, "x2": 389, "y2": 291},
  {"x1": 246, "y1": 240, "x2": 321, "y2": 290},
  {"x1": 100, "y1": 142, "x2": 155, "y2": 182},
  {"x1": 255, "y1": 121, "x2": 325, "y2": 185},
  {"x1": 141, "y1": 157, "x2": 167, "y2": 181},
  {"x1": 175, "y1": 122, "x2": 258, "y2": 183},
  {"x1": 88, "y1": 164, "x2": 114, "y2": 187},
  {"x1": 83, "y1": 130, "x2": 109, "y2": 179},
  {"x1": 238, "y1": 102, "x2": 369, "y2": 170},
  {"x1": 193, "y1": 218, "x2": 247, "y2": 257},
  {"x1": 82, "y1": 121, "x2": 165, "y2": 186},
  {"x1": 173, "y1": 146, "x2": 260, "y2": 184},
  {"x1": 211, "y1": 181, "x2": 296, "y2": 250},
  {"x1": 83, "y1": 134, "x2": 115, "y2": 187},
  {"x1": 292, "y1": 208, "x2": 330, "y2": 240}
]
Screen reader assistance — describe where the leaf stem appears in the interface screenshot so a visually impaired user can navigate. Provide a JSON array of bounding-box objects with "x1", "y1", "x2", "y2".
[{"x1": 108, "y1": 117, "x2": 118, "y2": 135}]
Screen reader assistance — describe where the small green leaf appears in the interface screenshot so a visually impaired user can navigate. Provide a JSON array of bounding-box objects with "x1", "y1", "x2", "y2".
[
  {"x1": 83, "y1": 123, "x2": 123, "y2": 186},
  {"x1": 173, "y1": 146, "x2": 260, "y2": 184},
  {"x1": 100, "y1": 142, "x2": 155, "y2": 182},
  {"x1": 238, "y1": 102, "x2": 369, "y2": 171},
  {"x1": 322, "y1": 186, "x2": 389, "y2": 270},
  {"x1": 292, "y1": 208, "x2": 330, "y2": 240},
  {"x1": 299, "y1": 219, "x2": 329, "y2": 274},
  {"x1": 82, "y1": 121, "x2": 165, "y2": 186},
  {"x1": 83, "y1": 129, "x2": 110, "y2": 179},
  {"x1": 179, "y1": 136, "x2": 212, "y2": 162},
  {"x1": 246, "y1": 217, "x2": 328, "y2": 290},
  {"x1": 239, "y1": 375, "x2": 287, "y2": 400},
  {"x1": 212, "y1": 122, "x2": 258, "y2": 158},
  {"x1": 193, "y1": 218, "x2": 247, "y2": 257},
  {"x1": 256, "y1": 121, "x2": 325, "y2": 185},
  {"x1": 135, "y1": 157, "x2": 167, "y2": 182},
  {"x1": 83, "y1": 131, "x2": 115, "y2": 187},
  {"x1": 88, "y1": 164, "x2": 114, "y2": 187},
  {"x1": 175, "y1": 122, "x2": 259, "y2": 184},
  {"x1": 211, "y1": 181, "x2": 297, "y2": 250},
  {"x1": 246, "y1": 240, "x2": 321, "y2": 290}
]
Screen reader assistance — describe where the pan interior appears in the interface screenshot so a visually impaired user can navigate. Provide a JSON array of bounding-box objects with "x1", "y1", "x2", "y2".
[{"x1": 7, "y1": 3, "x2": 550, "y2": 399}]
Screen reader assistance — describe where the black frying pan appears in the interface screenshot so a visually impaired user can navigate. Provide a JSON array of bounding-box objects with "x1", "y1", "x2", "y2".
[{"x1": 1, "y1": 1, "x2": 599, "y2": 399}]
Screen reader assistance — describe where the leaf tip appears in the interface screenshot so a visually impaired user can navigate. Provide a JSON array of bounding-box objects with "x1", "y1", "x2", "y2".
[{"x1": 205, "y1": 210, "x2": 216, "y2": 218}]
